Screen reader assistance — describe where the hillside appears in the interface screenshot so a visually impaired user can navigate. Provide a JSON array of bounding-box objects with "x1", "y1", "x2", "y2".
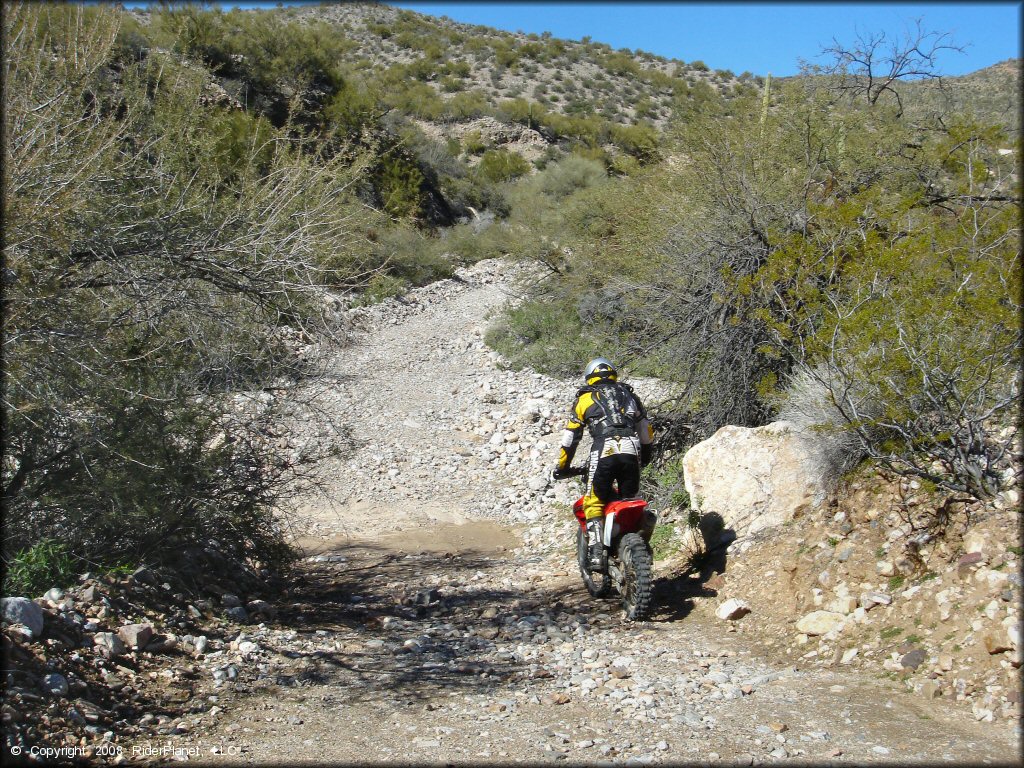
[
  {"x1": 291, "y1": 2, "x2": 746, "y2": 125},
  {"x1": 902, "y1": 57, "x2": 1021, "y2": 135},
  {"x1": 115, "y1": 2, "x2": 755, "y2": 231},
  {"x1": 117, "y1": 2, "x2": 1019, "y2": 241}
]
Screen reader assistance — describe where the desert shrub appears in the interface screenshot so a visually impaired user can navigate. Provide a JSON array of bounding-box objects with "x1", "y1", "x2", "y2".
[
  {"x1": 463, "y1": 130, "x2": 489, "y2": 154},
  {"x1": 519, "y1": 41, "x2": 544, "y2": 60},
  {"x1": 435, "y1": 219, "x2": 521, "y2": 263},
  {"x1": 464, "y1": 37, "x2": 488, "y2": 56},
  {"x1": 517, "y1": 155, "x2": 607, "y2": 200},
  {"x1": 209, "y1": 109, "x2": 277, "y2": 182},
  {"x1": 496, "y1": 97, "x2": 547, "y2": 129},
  {"x1": 610, "y1": 121, "x2": 661, "y2": 163},
  {"x1": 405, "y1": 55, "x2": 440, "y2": 82},
  {"x1": 440, "y1": 173, "x2": 509, "y2": 218},
  {"x1": 373, "y1": 153, "x2": 426, "y2": 219},
  {"x1": 373, "y1": 226, "x2": 455, "y2": 286},
  {"x1": 607, "y1": 152, "x2": 642, "y2": 176},
  {"x1": 774, "y1": 366, "x2": 868, "y2": 483},
  {"x1": 476, "y1": 148, "x2": 532, "y2": 183},
  {"x1": 486, "y1": 298, "x2": 601, "y2": 376},
  {"x1": 324, "y1": 76, "x2": 384, "y2": 138},
  {"x1": 570, "y1": 144, "x2": 612, "y2": 169},
  {"x1": 4, "y1": 4, "x2": 377, "y2": 575},
  {"x1": 604, "y1": 52, "x2": 641, "y2": 77},
  {"x1": 493, "y1": 41, "x2": 519, "y2": 69},
  {"x1": 350, "y1": 273, "x2": 409, "y2": 306},
  {"x1": 385, "y1": 79, "x2": 445, "y2": 120},
  {"x1": 396, "y1": 125, "x2": 464, "y2": 179},
  {"x1": 445, "y1": 89, "x2": 490, "y2": 120},
  {"x1": 440, "y1": 75, "x2": 464, "y2": 93},
  {"x1": 154, "y1": 7, "x2": 349, "y2": 126}
]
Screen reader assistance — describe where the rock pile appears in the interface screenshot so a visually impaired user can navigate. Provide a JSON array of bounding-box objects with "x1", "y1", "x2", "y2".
[
  {"x1": 1, "y1": 554, "x2": 286, "y2": 760},
  {"x1": 683, "y1": 469, "x2": 1022, "y2": 727}
]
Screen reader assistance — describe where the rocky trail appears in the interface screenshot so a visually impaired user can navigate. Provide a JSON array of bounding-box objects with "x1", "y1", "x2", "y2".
[
  {"x1": 170, "y1": 259, "x2": 1017, "y2": 765},
  {"x1": 5, "y1": 260, "x2": 1019, "y2": 765}
]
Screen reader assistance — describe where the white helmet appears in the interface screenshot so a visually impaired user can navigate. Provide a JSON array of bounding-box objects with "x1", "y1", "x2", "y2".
[{"x1": 584, "y1": 357, "x2": 618, "y2": 384}]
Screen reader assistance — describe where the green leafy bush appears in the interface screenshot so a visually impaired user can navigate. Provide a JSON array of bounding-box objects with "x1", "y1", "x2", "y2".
[
  {"x1": 5, "y1": 540, "x2": 77, "y2": 596},
  {"x1": 374, "y1": 154, "x2": 426, "y2": 219},
  {"x1": 476, "y1": 148, "x2": 532, "y2": 183}
]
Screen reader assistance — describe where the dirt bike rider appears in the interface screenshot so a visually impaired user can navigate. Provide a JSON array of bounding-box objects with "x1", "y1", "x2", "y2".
[{"x1": 552, "y1": 357, "x2": 654, "y2": 570}]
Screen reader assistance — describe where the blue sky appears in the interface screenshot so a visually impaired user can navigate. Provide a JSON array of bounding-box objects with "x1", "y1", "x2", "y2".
[
  {"x1": 120, "y1": 2, "x2": 1021, "y2": 77},
  {"x1": 388, "y1": 2, "x2": 1021, "y2": 77}
]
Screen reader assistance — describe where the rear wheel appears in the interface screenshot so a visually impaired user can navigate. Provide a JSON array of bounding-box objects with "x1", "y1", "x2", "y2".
[
  {"x1": 576, "y1": 526, "x2": 611, "y2": 597},
  {"x1": 618, "y1": 533, "x2": 654, "y2": 621}
]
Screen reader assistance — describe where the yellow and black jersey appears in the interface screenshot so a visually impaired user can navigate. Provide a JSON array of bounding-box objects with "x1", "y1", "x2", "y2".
[{"x1": 557, "y1": 381, "x2": 653, "y2": 470}]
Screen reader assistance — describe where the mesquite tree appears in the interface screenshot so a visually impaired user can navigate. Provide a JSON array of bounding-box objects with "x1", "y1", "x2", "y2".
[{"x1": 3, "y1": 4, "x2": 378, "y2": 576}]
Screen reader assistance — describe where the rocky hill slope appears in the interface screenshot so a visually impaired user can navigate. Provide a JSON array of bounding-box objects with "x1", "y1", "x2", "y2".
[
  {"x1": 260, "y1": 2, "x2": 743, "y2": 130},
  {"x1": 901, "y1": 57, "x2": 1021, "y2": 135}
]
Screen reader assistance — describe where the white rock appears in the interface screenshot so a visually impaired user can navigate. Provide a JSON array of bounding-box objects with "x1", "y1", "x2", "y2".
[
  {"x1": 715, "y1": 598, "x2": 751, "y2": 621},
  {"x1": 859, "y1": 591, "x2": 891, "y2": 609},
  {"x1": 682, "y1": 421, "x2": 852, "y2": 537},
  {"x1": 94, "y1": 632, "x2": 126, "y2": 656},
  {"x1": 962, "y1": 531, "x2": 989, "y2": 554},
  {"x1": 795, "y1": 611, "x2": 847, "y2": 636},
  {"x1": 827, "y1": 596, "x2": 858, "y2": 615}
]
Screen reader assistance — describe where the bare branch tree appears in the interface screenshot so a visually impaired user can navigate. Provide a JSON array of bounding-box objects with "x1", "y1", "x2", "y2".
[{"x1": 822, "y1": 19, "x2": 966, "y2": 115}]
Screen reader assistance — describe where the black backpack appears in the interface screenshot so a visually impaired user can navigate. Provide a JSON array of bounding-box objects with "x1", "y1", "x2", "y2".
[{"x1": 579, "y1": 381, "x2": 638, "y2": 439}]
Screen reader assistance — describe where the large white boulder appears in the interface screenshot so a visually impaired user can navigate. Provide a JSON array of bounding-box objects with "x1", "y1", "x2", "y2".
[{"x1": 683, "y1": 420, "x2": 843, "y2": 538}]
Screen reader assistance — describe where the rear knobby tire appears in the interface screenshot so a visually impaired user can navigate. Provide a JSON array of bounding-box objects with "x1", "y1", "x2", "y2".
[
  {"x1": 618, "y1": 532, "x2": 654, "y2": 621},
  {"x1": 577, "y1": 526, "x2": 611, "y2": 597}
]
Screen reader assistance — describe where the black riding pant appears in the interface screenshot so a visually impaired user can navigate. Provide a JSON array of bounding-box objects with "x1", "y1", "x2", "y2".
[{"x1": 584, "y1": 446, "x2": 641, "y2": 520}]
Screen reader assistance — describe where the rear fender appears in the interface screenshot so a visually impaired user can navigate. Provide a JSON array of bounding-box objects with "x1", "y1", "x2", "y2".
[{"x1": 603, "y1": 500, "x2": 647, "y2": 546}]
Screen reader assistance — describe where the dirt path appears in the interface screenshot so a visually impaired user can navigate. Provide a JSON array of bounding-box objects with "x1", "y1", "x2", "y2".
[{"x1": 177, "y1": 260, "x2": 1019, "y2": 765}]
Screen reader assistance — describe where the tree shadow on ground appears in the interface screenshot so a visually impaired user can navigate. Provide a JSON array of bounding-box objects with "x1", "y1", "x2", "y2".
[{"x1": 235, "y1": 543, "x2": 618, "y2": 706}]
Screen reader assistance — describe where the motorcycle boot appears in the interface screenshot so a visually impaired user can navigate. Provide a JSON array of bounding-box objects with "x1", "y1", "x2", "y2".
[{"x1": 585, "y1": 518, "x2": 605, "y2": 571}]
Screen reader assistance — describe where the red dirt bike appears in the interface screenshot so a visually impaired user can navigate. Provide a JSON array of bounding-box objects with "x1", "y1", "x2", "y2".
[{"x1": 556, "y1": 467, "x2": 657, "y2": 621}]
